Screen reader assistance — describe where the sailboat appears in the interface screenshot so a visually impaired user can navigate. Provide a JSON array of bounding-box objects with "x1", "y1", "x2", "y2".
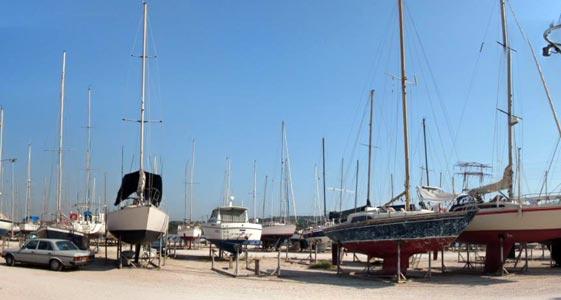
[
  {"x1": 324, "y1": 0, "x2": 476, "y2": 275},
  {"x1": 261, "y1": 122, "x2": 296, "y2": 249},
  {"x1": 177, "y1": 139, "x2": 202, "y2": 246},
  {"x1": 449, "y1": 0, "x2": 561, "y2": 273},
  {"x1": 20, "y1": 144, "x2": 39, "y2": 234},
  {"x1": 202, "y1": 158, "x2": 262, "y2": 254},
  {"x1": 0, "y1": 108, "x2": 13, "y2": 237},
  {"x1": 106, "y1": 3, "x2": 169, "y2": 256},
  {"x1": 37, "y1": 51, "x2": 90, "y2": 250},
  {"x1": 71, "y1": 88, "x2": 106, "y2": 238}
]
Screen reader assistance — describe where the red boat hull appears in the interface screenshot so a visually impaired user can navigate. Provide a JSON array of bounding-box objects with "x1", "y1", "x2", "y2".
[
  {"x1": 342, "y1": 237, "x2": 456, "y2": 274},
  {"x1": 457, "y1": 206, "x2": 561, "y2": 273}
]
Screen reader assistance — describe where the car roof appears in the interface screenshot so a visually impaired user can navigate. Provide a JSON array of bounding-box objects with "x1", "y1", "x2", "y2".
[{"x1": 30, "y1": 238, "x2": 72, "y2": 243}]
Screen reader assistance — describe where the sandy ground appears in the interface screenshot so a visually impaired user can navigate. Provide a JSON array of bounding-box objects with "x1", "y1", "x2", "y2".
[{"x1": 1, "y1": 241, "x2": 561, "y2": 300}]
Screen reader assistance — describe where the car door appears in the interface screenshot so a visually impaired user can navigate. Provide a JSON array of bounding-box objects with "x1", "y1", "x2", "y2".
[
  {"x1": 18, "y1": 239, "x2": 39, "y2": 263},
  {"x1": 35, "y1": 241, "x2": 54, "y2": 265}
]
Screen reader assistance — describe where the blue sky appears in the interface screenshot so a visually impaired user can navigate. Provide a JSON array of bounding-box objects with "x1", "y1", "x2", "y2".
[{"x1": 1, "y1": 0, "x2": 561, "y2": 221}]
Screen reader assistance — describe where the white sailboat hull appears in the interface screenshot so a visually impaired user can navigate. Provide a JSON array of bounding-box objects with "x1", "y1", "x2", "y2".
[
  {"x1": 107, "y1": 205, "x2": 169, "y2": 244},
  {"x1": 177, "y1": 225, "x2": 202, "y2": 241},
  {"x1": 460, "y1": 205, "x2": 561, "y2": 243},
  {"x1": 20, "y1": 223, "x2": 39, "y2": 233}
]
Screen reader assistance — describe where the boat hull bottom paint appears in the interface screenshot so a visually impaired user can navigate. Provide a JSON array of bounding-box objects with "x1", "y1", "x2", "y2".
[
  {"x1": 457, "y1": 206, "x2": 561, "y2": 273},
  {"x1": 208, "y1": 239, "x2": 261, "y2": 254},
  {"x1": 459, "y1": 229, "x2": 561, "y2": 273},
  {"x1": 342, "y1": 237, "x2": 456, "y2": 274},
  {"x1": 110, "y1": 230, "x2": 163, "y2": 244}
]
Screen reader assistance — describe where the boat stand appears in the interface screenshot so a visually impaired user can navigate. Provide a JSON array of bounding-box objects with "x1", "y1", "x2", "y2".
[
  {"x1": 499, "y1": 236, "x2": 509, "y2": 276},
  {"x1": 115, "y1": 238, "x2": 162, "y2": 269},
  {"x1": 396, "y1": 241, "x2": 407, "y2": 283},
  {"x1": 210, "y1": 245, "x2": 281, "y2": 278},
  {"x1": 511, "y1": 243, "x2": 529, "y2": 272}
]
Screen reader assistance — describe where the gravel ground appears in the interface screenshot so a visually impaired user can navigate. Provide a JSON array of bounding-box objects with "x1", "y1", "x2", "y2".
[{"x1": 1, "y1": 242, "x2": 561, "y2": 300}]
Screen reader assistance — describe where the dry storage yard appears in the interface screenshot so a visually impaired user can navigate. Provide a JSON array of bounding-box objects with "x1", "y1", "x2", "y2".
[{"x1": 1, "y1": 243, "x2": 561, "y2": 300}]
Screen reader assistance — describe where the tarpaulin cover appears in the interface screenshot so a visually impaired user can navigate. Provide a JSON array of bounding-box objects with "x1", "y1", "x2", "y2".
[{"x1": 114, "y1": 170, "x2": 163, "y2": 207}]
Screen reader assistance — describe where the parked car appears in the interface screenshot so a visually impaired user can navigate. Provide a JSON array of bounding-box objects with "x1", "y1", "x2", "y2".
[{"x1": 1, "y1": 238, "x2": 94, "y2": 271}]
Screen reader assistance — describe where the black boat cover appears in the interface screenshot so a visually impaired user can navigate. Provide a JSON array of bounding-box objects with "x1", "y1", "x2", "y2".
[{"x1": 114, "y1": 170, "x2": 163, "y2": 207}]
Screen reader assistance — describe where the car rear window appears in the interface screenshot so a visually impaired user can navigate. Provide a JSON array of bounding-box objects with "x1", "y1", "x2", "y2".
[
  {"x1": 38, "y1": 241, "x2": 53, "y2": 250},
  {"x1": 24, "y1": 240, "x2": 39, "y2": 250},
  {"x1": 55, "y1": 241, "x2": 78, "y2": 251}
]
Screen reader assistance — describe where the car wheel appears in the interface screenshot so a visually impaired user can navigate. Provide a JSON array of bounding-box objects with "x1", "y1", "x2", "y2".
[
  {"x1": 49, "y1": 259, "x2": 62, "y2": 271},
  {"x1": 4, "y1": 254, "x2": 14, "y2": 266}
]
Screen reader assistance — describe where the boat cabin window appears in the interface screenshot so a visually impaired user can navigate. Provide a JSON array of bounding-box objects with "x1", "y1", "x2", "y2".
[
  {"x1": 350, "y1": 215, "x2": 373, "y2": 223},
  {"x1": 219, "y1": 208, "x2": 247, "y2": 223},
  {"x1": 24, "y1": 240, "x2": 39, "y2": 250},
  {"x1": 38, "y1": 241, "x2": 53, "y2": 251},
  {"x1": 208, "y1": 210, "x2": 219, "y2": 223}
]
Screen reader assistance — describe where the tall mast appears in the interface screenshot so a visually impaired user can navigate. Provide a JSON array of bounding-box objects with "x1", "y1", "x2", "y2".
[
  {"x1": 26, "y1": 144, "x2": 32, "y2": 219},
  {"x1": 500, "y1": 0, "x2": 514, "y2": 199},
  {"x1": 339, "y1": 158, "x2": 344, "y2": 212},
  {"x1": 85, "y1": 87, "x2": 93, "y2": 209},
  {"x1": 184, "y1": 161, "x2": 188, "y2": 221},
  {"x1": 354, "y1": 160, "x2": 359, "y2": 212},
  {"x1": 137, "y1": 2, "x2": 148, "y2": 204},
  {"x1": 366, "y1": 90, "x2": 374, "y2": 207},
  {"x1": 422, "y1": 118, "x2": 430, "y2": 186},
  {"x1": 314, "y1": 165, "x2": 321, "y2": 221},
  {"x1": 225, "y1": 157, "x2": 231, "y2": 205},
  {"x1": 321, "y1": 138, "x2": 327, "y2": 219},
  {"x1": 279, "y1": 121, "x2": 285, "y2": 222},
  {"x1": 398, "y1": 0, "x2": 411, "y2": 210},
  {"x1": 252, "y1": 160, "x2": 256, "y2": 220},
  {"x1": 262, "y1": 175, "x2": 268, "y2": 219},
  {"x1": 57, "y1": 51, "x2": 67, "y2": 221},
  {"x1": 283, "y1": 125, "x2": 297, "y2": 223},
  {"x1": 189, "y1": 139, "x2": 195, "y2": 222}
]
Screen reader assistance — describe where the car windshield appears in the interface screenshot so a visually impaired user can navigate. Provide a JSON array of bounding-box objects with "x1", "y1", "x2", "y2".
[{"x1": 55, "y1": 241, "x2": 78, "y2": 251}]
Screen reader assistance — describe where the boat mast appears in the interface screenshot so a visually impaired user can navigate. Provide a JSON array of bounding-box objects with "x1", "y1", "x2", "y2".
[
  {"x1": 189, "y1": 139, "x2": 195, "y2": 222},
  {"x1": 252, "y1": 160, "x2": 256, "y2": 221},
  {"x1": 137, "y1": 2, "x2": 148, "y2": 204},
  {"x1": 422, "y1": 118, "x2": 430, "y2": 186},
  {"x1": 339, "y1": 158, "x2": 343, "y2": 212},
  {"x1": 262, "y1": 175, "x2": 268, "y2": 219},
  {"x1": 57, "y1": 51, "x2": 66, "y2": 222},
  {"x1": 314, "y1": 165, "x2": 321, "y2": 221},
  {"x1": 279, "y1": 121, "x2": 285, "y2": 223},
  {"x1": 85, "y1": 87, "x2": 93, "y2": 209},
  {"x1": 398, "y1": 0, "x2": 411, "y2": 210},
  {"x1": 184, "y1": 161, "x2": 188, "y2": 222},
  {"x1": 225, "y1": 157, "x2": 231, "y2": 205},
  {"x1": 500, "y1": 0, "x2": 515, "y2": 200},
  {"x1": 26, "y1": 144, "x2": 31, "y2": 220},
  {"x1": 321, "y1": 138, "x2": 327, "y2": 220},
  {"x1": 354, "y1": 160, "x2": 359, "y2": 212},
  {"x1": 366, "y1": 89, "x2": 374, "y2": 207},
  {"x1": 283, "y1": 126, "x2": 297, "y2": 223}
]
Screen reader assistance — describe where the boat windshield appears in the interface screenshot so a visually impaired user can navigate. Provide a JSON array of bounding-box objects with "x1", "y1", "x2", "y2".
[
  {"x1": 219, "y1": 208, "x2": 247, "y2": 223},
  {"x1": 56, "y1": 241, "x2": 79, "y2": 251}
]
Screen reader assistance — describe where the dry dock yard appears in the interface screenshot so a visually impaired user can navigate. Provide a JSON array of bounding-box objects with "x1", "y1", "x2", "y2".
[{"x1": 1, "y1": 242, "x2": 561, "y2": 300}]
